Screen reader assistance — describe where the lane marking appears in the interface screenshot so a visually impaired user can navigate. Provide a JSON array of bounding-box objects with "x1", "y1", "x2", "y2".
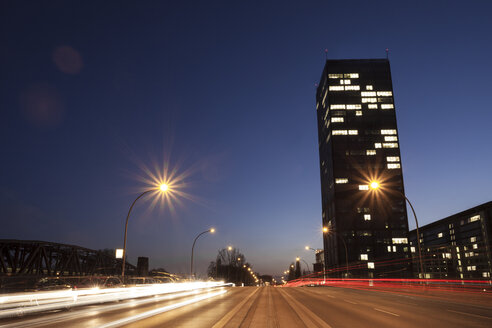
[
  {"x1": 373, "y1": 308, "x2": 400, "y2": 317},
  {"x1": 97, "y1": 290, "x2": 227, "y2": 328},
  {"x1": 325, "y1": 294, "x2": 335, "y2": 298},
  {"x1": 447, "y1": 309, "x2": 492, "y2": 320},
  {"x1": 344, "y1": 299, "x2": 357, "y2": 304},
  {"x1": 280, "y1": 289, "x2": 333, "y2": 328},
  {"x1": 212, "y1": 287, "x2": 260, "y2": 328}
]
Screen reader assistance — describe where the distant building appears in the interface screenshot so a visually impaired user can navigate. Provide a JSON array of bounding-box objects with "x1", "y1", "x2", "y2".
[
  {"x1": 408, "y1": 201, "x2": 492, "y2": 280},
  {"x1": 316, "y1": 59, "x2": 411, "y2": 278},
  {"x1": 136, "y1": 257, "x2": 149, "y2": 276},
  {"x1": 313, "y1": 249, "x2": 325, "y2": 273}
]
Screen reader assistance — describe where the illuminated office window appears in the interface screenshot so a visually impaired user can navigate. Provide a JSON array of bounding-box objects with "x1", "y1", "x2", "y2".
[
  {"x1": 383, "y1": 143, "x2": 399, "y2": 148},
  {"x1": 361, "y1": 92, "x2": 376, "y2": 97},
  {"x1": 468, "y1": 215, "x2": 480, "y2": 223},
  {"x1": 392, "y1": 238, "x2": 408, "y2": 244},
  {"x1": 359, "y1": 185, "x2": 369, "y2": 190},
  {"x1": 375, "y1": 143, "x2": 382, "y2": 148},
  {"x1": 410, "y1": 247, "x2": 416, "y2": 253},
  {"x1": 331, "y1": 117, "x2": 344, "y2": 123},
  {"x1": 384, "y1": 136, "x2": 398, "y2": 141},
  {"x1": 346, "y1": 104, "x2": 361, "y2": 109},
  {"x1": 381, "y1": 129, "x2": 397, "y2": 135},
  {"x1": 360, "y1": 254, "x2": 368, "y2": 260},
  {"x1": 335, "y1": 178, "x2": 348, "y2": 184},
  {"x1": 381, "y1": 104, "x2": 394, "y2": 109},
  {"x1": 332, "y1": 130, "x2": 348, "y2": 135},
  {"x1": 361, "y1": 97, "x2": 377, "y2": 103},
  {"x1": 387, "y1": 163, "x2": 401, "y2": 169},
  {"x1": 377, "y1": 91, "x2": 393, "y2": 96},
  {"x1": 364, "y1": 214, "x2": 371, "y2": 221},
  {"x1": 329, "y1": 74, "x2": 343, "y2": 79},
  {"x1": 356, "y1": 110, "x2": 362, "y2": 116},
  {"x1": 345, "y1": 85, "x2": 360, "y2": 91},
  {"x1": 366, "y1": 85, "x2": 373, "y2": 90},
  {"x1": 340, "y1": 79, "x2": 351, "y2": 85},
  {"x1": 473, "y1": 244, "x2": 478, "y2": 249},
  {"x1": 367, "y1": 262, "x2": 375, "y2": 269},
  {"x1": 329, "y1": 86, "x2": 344, "y2": 91},
  {"x1": 330, "y1": 104, "x2": 346, "y2": 109},
  {"x1": 366, "y1": 150, "x2": 376, "y2": 155},
  {"x1": 368, "y1": 104, "x2": 378, "y2": 109},
  {"x1": 387, "y1": 246, "x2": 392, "y2": 252},
  {"x1": 437, "y1": 232, "x2": 443, "y2": 238},
  {"x1": 386, "y1": 156, "x2": 400, "y2": 162},
  {"x1": 348, "y1": 130, "x2": 358, "y2": 135},
  {"x1": 345, "y1": 73, "x2": 359, "y2": 78},
  {"x1": 470, "y1": 236, "x2": 477, "y2": 242}
]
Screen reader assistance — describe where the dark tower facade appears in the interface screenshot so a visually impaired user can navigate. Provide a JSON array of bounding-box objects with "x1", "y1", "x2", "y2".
[{"x1": 316, "y1": 59, "x2": 411, "y2": 278}]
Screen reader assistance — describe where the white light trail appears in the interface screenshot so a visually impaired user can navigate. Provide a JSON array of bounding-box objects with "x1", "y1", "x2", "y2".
[
  {"x1": 97, "y1": 289, "x2": 227, "y2": 328},
  {"x1": 0, "y1": 281, "x2": 230, "y2": 319}
]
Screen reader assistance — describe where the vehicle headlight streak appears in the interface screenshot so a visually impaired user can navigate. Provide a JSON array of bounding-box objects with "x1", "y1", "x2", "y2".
[
  {"x1": 0, "y1": 281, "x2": 230, "y2": 319},
  {"x1": 97, "y1": 289, "x2": 227, "y2": 328}
]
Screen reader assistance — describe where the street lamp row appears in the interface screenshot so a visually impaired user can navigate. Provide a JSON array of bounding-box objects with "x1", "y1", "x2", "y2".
[{"x1": 120, "y1": 182, "x2": 219, "y2": 281}]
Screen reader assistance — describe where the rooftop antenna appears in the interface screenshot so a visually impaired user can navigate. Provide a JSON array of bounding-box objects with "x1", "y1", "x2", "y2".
[
  {"x1": 385, "y1": 48, "x2": 389, "y2": 60},
  {"x1": 324, "y1": 48, "x2": 328, "y2": 60}
]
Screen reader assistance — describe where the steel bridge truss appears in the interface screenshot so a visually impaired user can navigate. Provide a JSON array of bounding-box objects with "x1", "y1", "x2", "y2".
[{"x1": 0, "y1": 240, "x2": 135, "y2": 276}]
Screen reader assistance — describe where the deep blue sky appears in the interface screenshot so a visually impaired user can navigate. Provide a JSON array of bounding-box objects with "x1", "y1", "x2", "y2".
[{"x1": 1, "y1": 0, "x2": 491, "y2": 277}]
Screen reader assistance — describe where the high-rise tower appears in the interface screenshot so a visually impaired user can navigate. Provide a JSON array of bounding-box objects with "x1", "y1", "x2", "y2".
[{"x1": 316, "y1": 59, "x2": 410, "y2": 278}]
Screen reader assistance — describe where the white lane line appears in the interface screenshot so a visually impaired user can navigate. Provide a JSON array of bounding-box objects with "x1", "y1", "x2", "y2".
[
  {"x1": 447, "y1": 309, "x2": 492, "y2": 320},
  {"x1": 97, "y1": 290, "x2": 227, "y2": 328},
  {"x1": 344, "y1": 299, "x2": 357, "y2": 304},
  {"x1": 280, "y1": 289, "x2": 333, "y2": 328},
  {"x1": 373, "y1": 308, "x2": 400, "y2": 317},
  {"x1": 325, "y1": 294, "x2": 335, "y2": 298},
  {"x1": 212, "y1": 287, "x2": 260, "y2": 328}
]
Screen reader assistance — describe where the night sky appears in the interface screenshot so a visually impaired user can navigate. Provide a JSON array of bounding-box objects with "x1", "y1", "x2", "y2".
[{"x1": 1, "y1": 0, "x2": 491, "y2": 277}]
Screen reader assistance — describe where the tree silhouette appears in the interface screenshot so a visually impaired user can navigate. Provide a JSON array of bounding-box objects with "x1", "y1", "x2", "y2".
[{"x1": 207, "y1": 248, "x2": 255, "y2": 285}]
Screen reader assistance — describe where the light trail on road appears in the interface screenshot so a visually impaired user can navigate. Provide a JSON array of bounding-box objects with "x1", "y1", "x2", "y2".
[{"x1": 0, "y1": 281, "x2": 230, "y2": 319}]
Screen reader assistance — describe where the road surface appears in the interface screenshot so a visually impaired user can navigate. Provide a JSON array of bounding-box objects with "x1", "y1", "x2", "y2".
[{"x1": 1, "y1": 286, "x2": 490, "y2": 327}]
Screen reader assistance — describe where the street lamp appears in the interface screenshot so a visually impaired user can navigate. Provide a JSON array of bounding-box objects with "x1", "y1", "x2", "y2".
[
  {"x1": 190, "y1": 228, "x2": 215, "y2": 280},
  {"x1": 121, "y1": 184, "x2": 169, "y2": 280},
  {"x1": 297, "y1": 256, "x2": 310, "y2": 274},
  {"x1": 369, "y1": 181, "x2": 425, "y2": 278},
  {"x1": 323, "y1": 226, "x2": 349, "y2": 277}
]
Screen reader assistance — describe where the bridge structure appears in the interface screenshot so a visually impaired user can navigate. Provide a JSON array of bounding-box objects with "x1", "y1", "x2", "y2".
[
  {"x1": 0, "y1": 239, "x2": 136, "y2": 291},
  {"x1": 0, "y1": 239, "x2": 135, "y2": 276}
]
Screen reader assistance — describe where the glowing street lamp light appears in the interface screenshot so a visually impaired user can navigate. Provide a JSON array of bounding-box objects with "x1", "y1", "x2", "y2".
[
  {"x1": 190, "y1": 228, "x2": 216, "y2": 280},
  {"x1": 121, "y1": 184, "x2": 170, "y2": 280},
  {"x1": 369, "y1": 181, "x2": 425, "y2": 278}
]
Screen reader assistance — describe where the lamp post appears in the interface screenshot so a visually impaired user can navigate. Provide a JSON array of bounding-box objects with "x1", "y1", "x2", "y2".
[
  {"x1": 299, "y1": 258, "x2": 310, "y2": 274},
  {"x1": 121, "y1": 184, "x2": 169, "y2": 281},
  {"x1": 305, "y1": 246, "x2": 322, "y2": 277},
  {"x1": 190, "y1": 228, "x2": 215, "y2": 280},
  {"x1": 323, "y1": 226, "x2": 349, "y2": 277},
  {"x1": 369, "y1": 181, "x2": 425, "y2": 278}
]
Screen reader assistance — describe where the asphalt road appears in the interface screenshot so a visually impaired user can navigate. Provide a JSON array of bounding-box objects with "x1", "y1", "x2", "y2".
[{"x1": 1, "y1": 286, "x2": 491, "y2": 327}]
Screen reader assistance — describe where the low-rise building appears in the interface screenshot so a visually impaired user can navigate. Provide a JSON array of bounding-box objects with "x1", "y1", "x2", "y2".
[{"x1": 408, "y1": 201, "x2": 492, "y2": 280}]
